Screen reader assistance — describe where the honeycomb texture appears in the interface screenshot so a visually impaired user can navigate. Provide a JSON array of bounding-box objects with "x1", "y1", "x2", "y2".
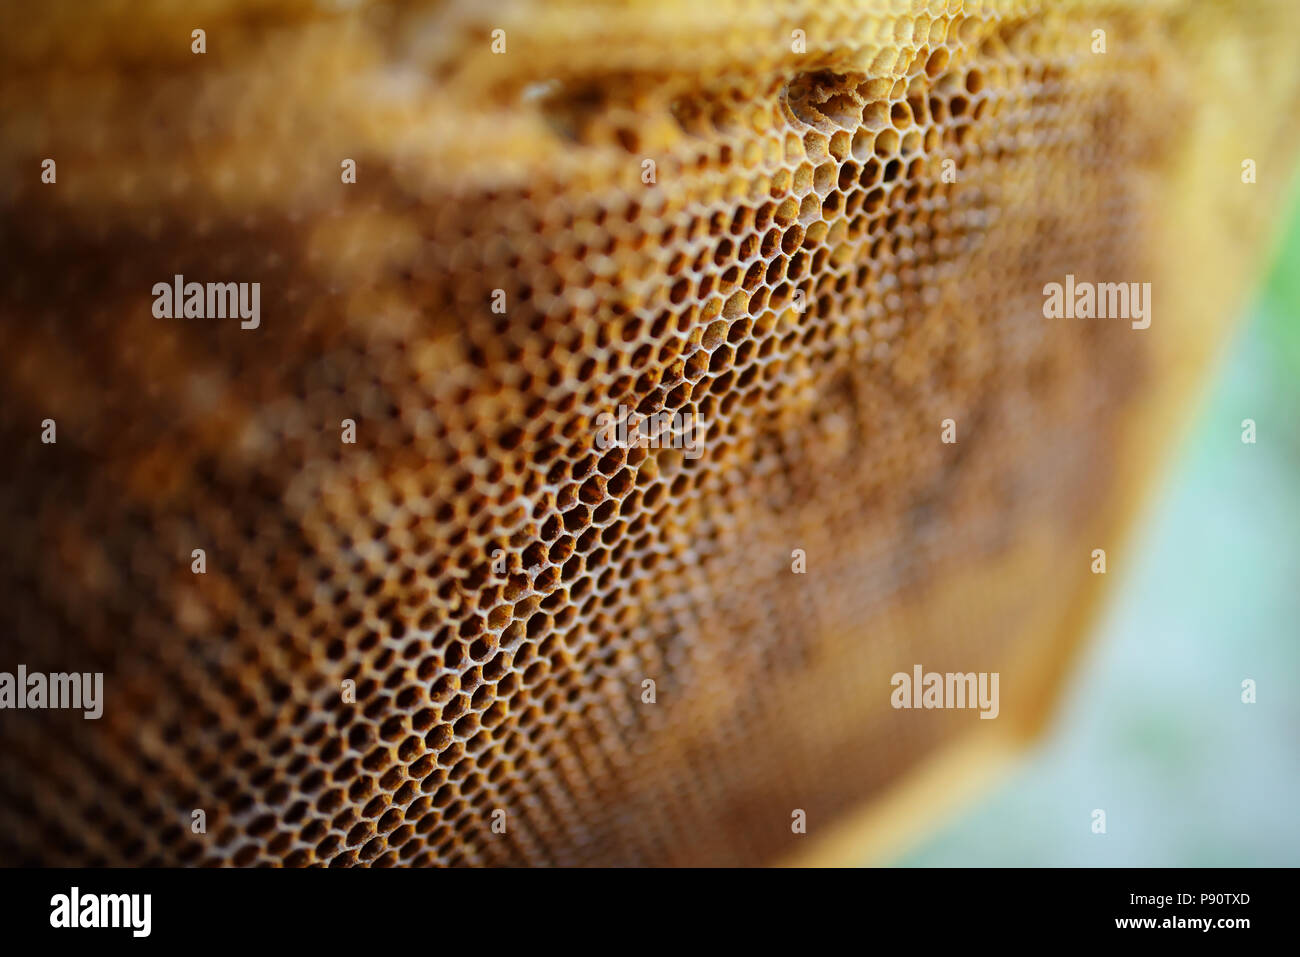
[{"x1": 1, "y1": 0, "x2": 1298, "y2": 866}]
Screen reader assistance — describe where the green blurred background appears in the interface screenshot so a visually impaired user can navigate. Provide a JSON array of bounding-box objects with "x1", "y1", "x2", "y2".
[{"x1": 893, "y1": 179, "x2": 1300, "y2": 867}]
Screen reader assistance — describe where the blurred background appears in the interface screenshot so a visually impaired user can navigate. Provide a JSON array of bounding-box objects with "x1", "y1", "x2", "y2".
[{"x1": 893, "y1": 177, "x2": 1300, "y2": 867}]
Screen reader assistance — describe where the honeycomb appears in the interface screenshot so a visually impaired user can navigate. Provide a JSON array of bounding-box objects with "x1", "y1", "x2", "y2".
[{"x1": 1, "y1": 0, "x2": 1298, "y2": 866}]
